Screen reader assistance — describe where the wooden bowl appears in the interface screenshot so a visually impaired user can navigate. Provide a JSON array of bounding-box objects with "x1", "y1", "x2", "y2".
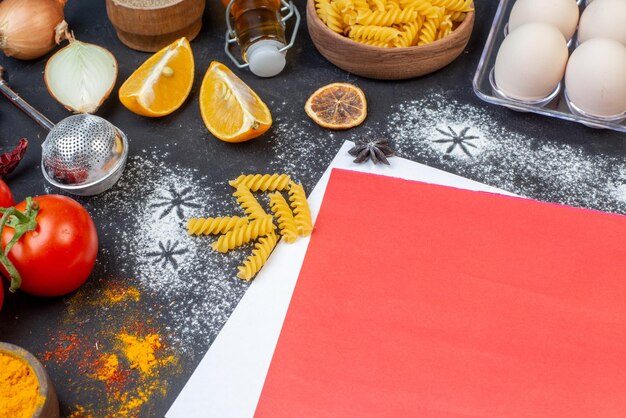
[
  {"x1": 106, "y1": 0, "x2": 206, "y2": 52},
  {"x1": 306, "y1": 0, "x2": 475, "y2": 80},
  {"x1": 0, "y1": 342, "x2": 59, "y2": 418}
]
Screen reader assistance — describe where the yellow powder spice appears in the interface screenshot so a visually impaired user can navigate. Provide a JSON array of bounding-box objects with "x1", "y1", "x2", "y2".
[
  {"x1": 118, "y1": 333, "x2": 173, "y2": 376},
  {"x1": 68, "y1": 405, "x2": 91, "y2": 418},
  {"x1": 0, "y1": 352, "x2": 44, "y2": 418},
  {"x1": 103, "y1": 286, "x2": 141, "y2": 304},
  {"x1": 94, "y1": 354, "x2": 120, "y2": 381}
]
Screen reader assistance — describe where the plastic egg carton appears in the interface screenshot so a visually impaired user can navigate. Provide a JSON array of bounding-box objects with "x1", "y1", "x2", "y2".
[{"x1": 473, "y1": 0, "x2": 626, "y2": 132}]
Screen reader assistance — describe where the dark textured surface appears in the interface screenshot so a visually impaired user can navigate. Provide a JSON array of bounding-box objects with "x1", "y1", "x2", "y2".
[{"x1": 0, "y1": 0, "x2": 624, "y2": 416}]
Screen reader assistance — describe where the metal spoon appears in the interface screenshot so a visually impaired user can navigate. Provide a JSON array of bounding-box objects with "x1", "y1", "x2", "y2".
[{"x1": 0, "y1": 66, "x2": 129, "y2": 196}]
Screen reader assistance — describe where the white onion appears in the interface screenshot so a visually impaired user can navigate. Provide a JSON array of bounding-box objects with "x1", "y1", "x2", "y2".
[{"x1": 45, "y1": 38, "x2": 118, "y2": 114}]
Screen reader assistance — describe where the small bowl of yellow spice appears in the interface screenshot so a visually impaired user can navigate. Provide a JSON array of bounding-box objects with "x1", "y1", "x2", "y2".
[{"x1": 0, "y1": 342, "x2": 59, "y2": 418}]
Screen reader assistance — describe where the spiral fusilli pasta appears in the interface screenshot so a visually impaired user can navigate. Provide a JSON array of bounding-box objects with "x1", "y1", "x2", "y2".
[
  {"x1": 368, "y1": 0, "x2": 386, "y2": 11},
  {"x1": 315, "y1": 0, "x2": 472, "y2": 47},
  {"x1": 355, "y1": 7, "x2": 417, "y2": 26},
  {"x1": 449, "y1": 10, "x2": 465, "y2": 21},
  {"x1": 269, "y1": 192, "x2": 299, "y2": 243},
  {"x1": 315, "y1": 0, "x2": 345, "y2": 33},
  {"x1": 436, "y1": 14, "x2": 453, "y2": 39},
  {"x1": 417, "y1": 14, "x2": 440, "y2": 45},
  {"x1": 237, "y1": 231, "x2": 278, "y2": 281},
  {"x1": 187, "y1": 216, "x2": 249, "y2": 236},
  {"x1": 188, "y1": 173, "x2": 313, "y2": 282},
  {"x1": 233, "y1": 185, "x2": 268, "y2": 220},
  {"x1": 349, "y1": 24, "x2": 402, "y2": 43},
  {"x1": 430, "y1": 0, "x2": 473, "y2": 12},
  {"x1": 361, "y1": 39, "x2": 393, "y2": 47},
  {"x1": 288, "y1": 181, "x2": 313, "y2": 237},
  {"x1": 211, "y1": 215, "x2": 275, "y2": 253},
  {"x1": 229, "y1": 173, "x2": 291, "y2": 192},
  {"x1": 401, "y1": 0, "x2": 440, "y2": 18},
  {"x1": 394, "y1": 19, "x2": 422, "y2": 47}
]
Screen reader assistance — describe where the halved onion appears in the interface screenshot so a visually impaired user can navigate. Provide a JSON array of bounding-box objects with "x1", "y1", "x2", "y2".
[{"x1": 45, "y1": 38, "x2": 117, "y2": 114}]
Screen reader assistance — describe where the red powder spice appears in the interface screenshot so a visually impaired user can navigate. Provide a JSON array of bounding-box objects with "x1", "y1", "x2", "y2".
[
  {"x1": 42, "y1": 333, "x2": 83, "y2": 363},
  {"x1": 91, "y1": 353, "x2": 131, "y2": 390}
]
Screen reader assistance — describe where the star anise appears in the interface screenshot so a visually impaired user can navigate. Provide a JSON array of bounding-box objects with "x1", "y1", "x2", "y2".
[{"x1": 348, "y1": 139, "x2": 394, "y2": 165}]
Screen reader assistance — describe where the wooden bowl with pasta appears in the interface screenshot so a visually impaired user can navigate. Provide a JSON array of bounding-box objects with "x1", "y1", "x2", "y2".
[{"x1": 306, "y1": 0, "x2": 475, "y2": 79}]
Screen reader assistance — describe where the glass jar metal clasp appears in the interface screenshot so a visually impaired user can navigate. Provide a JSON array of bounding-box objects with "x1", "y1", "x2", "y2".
[{"x1": 224, "y1": 0, "x2": 301, "y2": 70}]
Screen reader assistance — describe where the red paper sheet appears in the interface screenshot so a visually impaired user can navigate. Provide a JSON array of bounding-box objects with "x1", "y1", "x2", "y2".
[{"x1": 255, "y1": 169, "x2": 626, "y2": 418}]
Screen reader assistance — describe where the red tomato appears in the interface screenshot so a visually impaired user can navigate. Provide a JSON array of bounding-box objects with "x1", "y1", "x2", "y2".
[
  {"x1": 0, "y1": 179, "x2": 14, "y2": 208},
  {"x1": 1, "y1": 195, "x2": 98, "y2": 297}
]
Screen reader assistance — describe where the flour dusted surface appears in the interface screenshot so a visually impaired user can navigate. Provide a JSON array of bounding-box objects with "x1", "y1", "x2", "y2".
[
  {"x1": 385, "y1": 92, "x2": 626, "y2": 214},
  {"x1": 40, "y1": 91, "x2": 624, "y2": 356}
]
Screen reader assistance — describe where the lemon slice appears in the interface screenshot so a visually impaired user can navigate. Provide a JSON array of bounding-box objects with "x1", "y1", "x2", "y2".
[
  {"x1": 119, "y1": 37, "x2": 194, "y2": 117},
  {"x1": 199, "y1": 61, "x2": 272, "y2": 143}
]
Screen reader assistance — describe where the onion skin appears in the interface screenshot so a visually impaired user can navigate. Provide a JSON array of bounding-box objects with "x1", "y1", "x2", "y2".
[{"x1": 0, "y1": 0, "x2": 67, "y2": 60}]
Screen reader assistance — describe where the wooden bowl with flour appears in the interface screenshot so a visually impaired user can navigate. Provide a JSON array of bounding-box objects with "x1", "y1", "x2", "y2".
[{"x1": 106, "y1": 0, "x2": 206, "y2": 52}]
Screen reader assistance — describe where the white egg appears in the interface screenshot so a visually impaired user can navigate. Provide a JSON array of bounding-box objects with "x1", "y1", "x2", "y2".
[
  {"x1": 565, "y1": 38, "x2": 626, "y2": 117},
  {"x1": 509, "y1": 0, "x2": 580, "y2": 40},
  {"x1": 578, "y1": 0, "x2": 626, "y2": 47},
  {"x1": 494, "y1": 23, "x2": 569, "y2": 101}
]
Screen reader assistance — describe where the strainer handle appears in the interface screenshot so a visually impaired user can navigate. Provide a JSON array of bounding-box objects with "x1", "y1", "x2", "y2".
[{"x1": 0, "y1": 67, "x2": 54, "y2": 132}]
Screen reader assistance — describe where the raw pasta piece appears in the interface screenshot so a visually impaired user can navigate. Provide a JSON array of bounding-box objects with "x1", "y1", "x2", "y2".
[
  {"x1": 430, "y1": 0, "x2": 473, "y2": 12},
  {"x1": 449, "y1": 10, "x2": 466, "y2": 22},
  {"x1": 400, "y1": 0, "x2": 440, "y2": 19},
  {"x1": 368, "y1": 0, "x2": 386, "y2": 11},
  {"x1": 288, "y1": 181, "x2": 313, "y2": 237},
  {"x1": 315, "y1": 0, "x2": 331, "y2": 23},
  {"x1": 355, "y1": 7, "x2": 418, "y2": 26},
  {"x1": 237, "y1": 231, "x2": 278, "y2": 281},
  {"x1": 436, "y1": 14, "x2": 453, "y2": 40},
  {"x1": 269, "y1": 192, "x2": 299, "y2": 243},
  {"x1": 187, "y1": 216, "x2": 249, "y2": 236},
  {"x1": 417, "y1": 13, "x2": 441, "y2": 45},
  {"x1": 342, "y1": 8, "x2": 358, "y2": 25},
  {"x1": 394, "y1": 19, "x2": 421, "y2": 47},
  {"x1": 233, "y1": 185, "x2": 268, "y2": 220},
  {"x1": 353, "y1": 0, "x2": 371, "y2": 9},
  {"x1": 318, "y1": 0, "x2": 345, "y2": 33},
  {"x1": 349, "y1": 24, "x2": 402, "y2": 43},
  {"x1": 229, "y1": 173, "x2": 291, "y2": 192},
  {"x1": 361, "y1": 39, "x2": 394, "y2": 47},
  {"x1": 385, "y1": 0, "x2": 403, "y2": 10},
  {"x1": 211, "y1": 215, "x2": 275, "y2": 253}
]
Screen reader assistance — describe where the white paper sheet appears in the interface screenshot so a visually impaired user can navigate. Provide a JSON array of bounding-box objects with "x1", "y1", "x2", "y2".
[{"x1": 166, "y1": 141, "x2": 513, "y2": 418}]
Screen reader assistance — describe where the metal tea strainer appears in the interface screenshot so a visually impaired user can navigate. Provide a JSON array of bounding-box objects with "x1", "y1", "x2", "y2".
[{"x1": 0, "y1": 66, "x2": 128, "y2": 196}]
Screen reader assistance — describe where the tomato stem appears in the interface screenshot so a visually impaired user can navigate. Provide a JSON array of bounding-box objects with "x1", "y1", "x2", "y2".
[{"x1": 0, "y1": 197, "x2": 39, "y2": 292}]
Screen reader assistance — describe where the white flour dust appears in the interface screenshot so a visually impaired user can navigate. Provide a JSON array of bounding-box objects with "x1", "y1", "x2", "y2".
[
  {"x1": 40, "y1": 91, "x2": 623, "y2": 354},
  {"x1": 266, "y1": 100, "x2": 340, "y2": 187},
  {"x1": 383, "y1": 92, "x2": 626, "y2": 214},
  {"x1": 68, "y1": 149, "x2": 251, "y2": 353}
]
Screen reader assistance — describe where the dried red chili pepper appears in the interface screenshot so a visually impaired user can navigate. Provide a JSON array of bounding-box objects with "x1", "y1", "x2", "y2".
[{"x1": 0, "y1": 138, "x2": 28, "y2": 177}]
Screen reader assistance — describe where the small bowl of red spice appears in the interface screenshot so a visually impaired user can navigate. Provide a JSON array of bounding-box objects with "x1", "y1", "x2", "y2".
[{"x1": 0, "y1": 342, "x2": 59, "y2": 418}]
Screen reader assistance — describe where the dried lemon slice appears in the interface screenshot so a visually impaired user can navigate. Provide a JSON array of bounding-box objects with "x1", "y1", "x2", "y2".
[{"x1": 304, "y1": 82, "x2": 367, "y2": 130}]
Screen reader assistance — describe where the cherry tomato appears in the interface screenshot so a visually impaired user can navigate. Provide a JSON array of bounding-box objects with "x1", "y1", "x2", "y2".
[
  {"x1": 1, "y1": 195, "x2": 98, "y2": 297},
  {"x1": 0, "y1": 179, "x2": 14, "y2": 208}
]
